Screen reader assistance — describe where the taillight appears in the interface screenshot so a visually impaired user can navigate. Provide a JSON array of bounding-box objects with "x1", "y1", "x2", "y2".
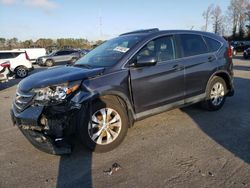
[
  {"x1": 228, "y1": 46, "x2": 232, "y2": 58},
  {"x1": 25, "y1": 51, "x2": 30, "y2": 60},
  {"x1": 0, "y1": 61, "x2": 10, "y2": 68}
]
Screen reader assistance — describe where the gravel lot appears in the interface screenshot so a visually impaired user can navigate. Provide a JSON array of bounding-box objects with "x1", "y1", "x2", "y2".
[{"x1": 0, "y1": 59, "x2": 250, "y2": 188}]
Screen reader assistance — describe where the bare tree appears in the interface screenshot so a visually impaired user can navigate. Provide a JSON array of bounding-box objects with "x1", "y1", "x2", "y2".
[
  {"x1": 227, "y1": 0, "x2": 249, "y2": 37},
  {"x1": 211, "y1": 5, "x2": 223, "y2": 35},
  {"x1": 202, "y1": 4, "x2": 214, "y2": 31},
  {"x1": 22, "y1": 40, "x2": 34, "y2": 48},
  {"x1": 246, "y1": 3, "x2": 250, "y2": 38}
]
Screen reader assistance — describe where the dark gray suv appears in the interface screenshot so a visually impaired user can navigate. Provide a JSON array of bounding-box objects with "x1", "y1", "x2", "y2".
[
  {"x1": 11, "y1": 29, "x2": 234, "y2": 154},
  {"x1": 37, "y1": 49, "x2": 81, "y2": 67}
]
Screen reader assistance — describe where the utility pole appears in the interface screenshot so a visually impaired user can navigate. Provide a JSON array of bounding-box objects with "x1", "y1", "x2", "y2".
[{"x1": 99, "y1": 8, "x2": 103, "y2": 38}]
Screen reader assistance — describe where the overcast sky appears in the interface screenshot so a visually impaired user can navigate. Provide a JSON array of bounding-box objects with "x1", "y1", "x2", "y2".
[{"x1": 0, "y1": 0, "x2": 230, "y2": 41}]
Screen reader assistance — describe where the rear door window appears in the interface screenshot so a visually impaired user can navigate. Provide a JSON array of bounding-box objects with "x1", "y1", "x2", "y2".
[
  {"x1": 56, "y1": 51, "x2": 67, "y2": 56},
  {"x1": 65, "y1": 50, "x2": 75, "y2": 55},
  {"x1": 203, "y1": 36, "x2": 222, "y2": 52},
  {"x1": 0, "y1": 53, "x2": 14, "y2": 59},
  {"x1": 179, "y1": 34, "x2": 208, "y2": 57}
]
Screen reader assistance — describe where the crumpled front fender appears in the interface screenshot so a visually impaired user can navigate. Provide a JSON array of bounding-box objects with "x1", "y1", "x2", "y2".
[{"x1": 70, "y1": 90, "x2": 98, "y2": 105}]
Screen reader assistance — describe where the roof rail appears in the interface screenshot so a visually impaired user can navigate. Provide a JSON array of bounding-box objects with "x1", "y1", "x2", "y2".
[{"x1": 120, "y1": 28, "x2": 159, "y2": 36}]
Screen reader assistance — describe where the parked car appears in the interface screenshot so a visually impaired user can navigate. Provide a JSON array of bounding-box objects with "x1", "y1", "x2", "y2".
[
  {"x1": 79, "y1": 49, "x2": 90, "y2": 57},
  {"x1": 243, "y1": 48, "x2": 250, "y2": 59},
  {"x1": 0, "y1": 50, "x2": 33, "y2": 78},
  {"x1": 37, "y1": 49, "x2": 81, "y2": 67},
  {"x1": 231, "y1": 41, "x2": 250, "y2": 55},
  {"x1": 0, "y1": 60, "x2": 12, "y2": 82},
  {"x1": 13, "y1": 48, "x2": 46, "y2": 63},
  {"x1": 11, "y1": 29, "x2": 234, "y2": 155}
]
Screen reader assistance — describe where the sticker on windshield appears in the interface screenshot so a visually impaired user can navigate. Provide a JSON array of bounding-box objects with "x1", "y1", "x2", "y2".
[{"x1": 113, "y1": 46, "x2": 130, "y2": 53}]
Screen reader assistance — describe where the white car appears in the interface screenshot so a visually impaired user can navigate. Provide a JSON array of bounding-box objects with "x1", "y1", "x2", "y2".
[
  {"x1": 13, "y1": 48, "x2": 46, "y2": 63},
  {"x1": 0, "y1": 50, "x2": 33, "y2": 78},
  {"x1": 0, "y1": 60, "x2": 12, "y2": 82}
]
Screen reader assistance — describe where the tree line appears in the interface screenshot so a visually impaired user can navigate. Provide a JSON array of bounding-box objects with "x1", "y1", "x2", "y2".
[
  {"x1": 0, "y1": 37, "x2": 104, "y2": 50},
  {"x1": 203, "y1": 0, "x2": 250, "y2": 40},
  {"x1": 1, "y1": 0, "x2": 250, "y2": 50}
]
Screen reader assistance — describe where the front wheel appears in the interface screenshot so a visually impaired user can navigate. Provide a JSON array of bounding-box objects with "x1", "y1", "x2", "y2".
[
  {"x1": 78, "y1": 97, "x2": 129, "y2": 152},
  {"x1": 201, "y1": 76, "x2": 227, "y2": 111},
  {"x1": 46, "y1": 59, "x2": 54, "y2": 67}
]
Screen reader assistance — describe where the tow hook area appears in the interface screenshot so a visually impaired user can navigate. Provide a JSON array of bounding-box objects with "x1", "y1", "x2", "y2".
[
  {"x1": 11, "y1": 106, "x2": 72, "y2": 155},
  {"x1": 19, "y1": 128, "x2": 71, "y2": 155}
]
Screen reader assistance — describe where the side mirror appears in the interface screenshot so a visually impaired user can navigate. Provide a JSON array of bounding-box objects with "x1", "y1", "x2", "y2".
[{"x1": 135, "y1": 56, "x2": 157, "y2": 67}]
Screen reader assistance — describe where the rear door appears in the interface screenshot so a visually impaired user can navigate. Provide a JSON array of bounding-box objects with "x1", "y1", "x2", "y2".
[
  {"x1": 64, "y1": 50, "x2": 76, "y2": 61},
  {"x1": 53, "y1": 51, "x2": 68, "y2": 62},
  {"x1": 129, "y1": 35, "x2": 185, "y2": 113},
  {"x1": 55, "y1": 50, "x2": 74, "y2": 62},
  {"x1": 177, "y1": 34, "x2": 217, "y2": 98}
]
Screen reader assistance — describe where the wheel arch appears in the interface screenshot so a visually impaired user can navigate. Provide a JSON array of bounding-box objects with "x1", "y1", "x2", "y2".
[
  {"x1": 92, "y1": 92, "x2": 135, "y2": 127},
  {"x1": 45, "y1": 58, "x2": 54, "y2": 63},
  {"x1": 206, "y1": 71, "x2": 232, "y2": 94},
  {"x1": 14, "y1": 65, "x2": 28, "y2": 72}
]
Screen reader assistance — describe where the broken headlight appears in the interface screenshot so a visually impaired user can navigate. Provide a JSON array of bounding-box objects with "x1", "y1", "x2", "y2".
[{"x1": 32, "y1": 81, "x2": 81, "y2": 106}]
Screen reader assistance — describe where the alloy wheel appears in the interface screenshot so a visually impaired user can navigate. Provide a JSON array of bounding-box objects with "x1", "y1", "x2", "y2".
[
  {"x1": 210, "y1": 82, "x2": 225, "y2": 106},
  {"x1": 88, "y1": 108, "x2": 122, "y2": 145},
  {"x1": 17, "y1": 68, "x2": 27, "y2": 78}
]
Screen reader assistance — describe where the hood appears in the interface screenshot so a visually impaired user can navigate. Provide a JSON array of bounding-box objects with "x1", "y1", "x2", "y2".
[{"x1": 18, "y1": 66, "x2": 104, "y2": 92}]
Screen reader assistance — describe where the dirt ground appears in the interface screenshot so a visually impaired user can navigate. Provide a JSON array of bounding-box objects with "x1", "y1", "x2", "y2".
[{"x1": 0, "y1": 58, "x2": 250, "y2": 188}]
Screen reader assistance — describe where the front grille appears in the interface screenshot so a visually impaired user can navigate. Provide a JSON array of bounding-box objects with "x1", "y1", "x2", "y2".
[{"x1": 14, "y1": 91, "x2": 34, "y2": 113}]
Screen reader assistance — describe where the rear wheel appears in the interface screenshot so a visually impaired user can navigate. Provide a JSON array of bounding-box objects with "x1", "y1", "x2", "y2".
[
  {"x1": 201, "y1": 76, "x2": 227, "y2": 111},
  {"x1": 46, "y1": 59, "x2": 54, "y2": 67},
  {"x1": 78, "y1": 98, "x2": 129, "y2": 152},
  {"x1": 15, "y1": 66, "x2": 28, "y2": 78}
]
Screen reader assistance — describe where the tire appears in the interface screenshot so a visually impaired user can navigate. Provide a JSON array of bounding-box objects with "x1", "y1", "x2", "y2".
[
  {"x1": 46, "y1": 59, "x2": 54, "y2": 67},
  {"x1": 201, "y1": 76, "x2": 227, "y2": 111},
  {"x1": 15, "y1": 66, "x2": 28, "y2": 78},
  {"x1": 78, "y1": 97, "x2": 129, "y2": 152}
]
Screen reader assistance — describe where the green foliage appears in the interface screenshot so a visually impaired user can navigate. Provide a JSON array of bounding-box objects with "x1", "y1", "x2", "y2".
[{"x1": 0, "y1": 38, "x2": 100, "y2": 50}]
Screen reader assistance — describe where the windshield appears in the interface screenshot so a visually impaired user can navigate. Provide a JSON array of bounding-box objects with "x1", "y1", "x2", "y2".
[
  {"x1": 75, "y1": 35, "x2": 143, "y2": 67},
  {"x1": 48, "y1": 51, "x2": 56, "y2": 56}
]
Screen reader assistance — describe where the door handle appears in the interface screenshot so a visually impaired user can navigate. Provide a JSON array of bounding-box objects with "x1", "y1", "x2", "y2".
[
  {"x1": 173, "y1": 64, "x2": 184, "y2": 71},
  {"x1": 208, "y1": 56, "x2": 216, "y2": 62}
]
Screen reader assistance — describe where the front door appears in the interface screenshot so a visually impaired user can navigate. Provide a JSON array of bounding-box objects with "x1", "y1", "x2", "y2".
[{"x1": 129, "y1": 35, "x2": 185, "y2": 113}]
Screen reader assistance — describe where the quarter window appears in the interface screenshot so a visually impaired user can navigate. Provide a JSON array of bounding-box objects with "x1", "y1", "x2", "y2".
[
  {"x1": 180, "y1": 34, "x2": 208, "y2": 57},
  {"x1": 12, "y1": 52, "x2": 21, "y2": 58},
  {"x1": 136, "y1": 36, "x2": 176, "y2": 62},
  {"x1": 204, "y1": 36, "x2": 222, "y2": 52}
]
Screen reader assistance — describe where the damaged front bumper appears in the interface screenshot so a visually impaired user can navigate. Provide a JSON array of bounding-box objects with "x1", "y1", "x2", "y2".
[{"x1": 10, "y1": 105, "x2": 74, "y2": 155}]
